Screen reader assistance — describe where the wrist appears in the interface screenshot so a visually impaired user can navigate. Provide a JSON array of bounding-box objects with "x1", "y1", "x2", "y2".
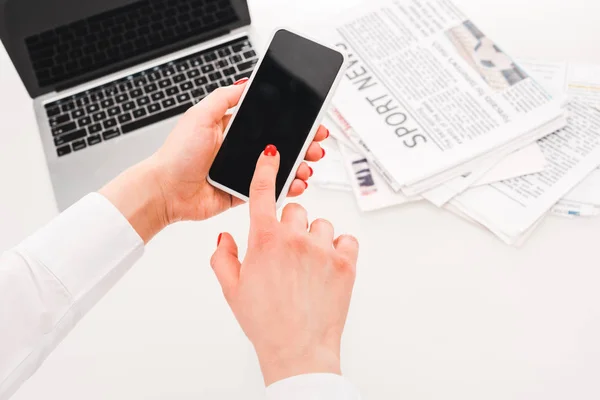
[
  {"x1": 99, "y1": 158, "x2": 169, "y2": 243},
  {"x1": 257, "y1": 345, "x2": 342, "y2": 387}
]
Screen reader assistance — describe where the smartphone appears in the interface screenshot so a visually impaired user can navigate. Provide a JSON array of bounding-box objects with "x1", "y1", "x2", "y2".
[{"x1": 208, "y1": 29, "x2": 346, "y2": 207}]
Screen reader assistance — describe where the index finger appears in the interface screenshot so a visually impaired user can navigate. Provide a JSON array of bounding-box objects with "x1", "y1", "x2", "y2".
[{"x1": 249, "y1": 145, "x2": 280, "y2": 225}]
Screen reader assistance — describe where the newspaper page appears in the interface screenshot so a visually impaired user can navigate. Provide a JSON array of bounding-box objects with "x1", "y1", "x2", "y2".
[
  {"x1": 451, "y1": 100, "x2": 600, "y2": 243},
  {"x1": 311, "y1": 134, "x2": 352, "y2": 192},
  {"x1": 338, "y1": 143, "x2": 415, "y2": 211},
  {"x1": 321, "y1": 0, "x2": 564, "y2": 193}
]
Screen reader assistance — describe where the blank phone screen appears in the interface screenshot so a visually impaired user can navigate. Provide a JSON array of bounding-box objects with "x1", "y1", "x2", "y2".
[{"x1": 209, "y1": 29, "x2": 344, "y2": 199}]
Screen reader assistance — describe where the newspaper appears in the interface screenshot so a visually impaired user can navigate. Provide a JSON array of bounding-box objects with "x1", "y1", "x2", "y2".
[
  {"x1": 451, "y1": 100, "x2": 600, "y2": 244},
  {"x1": 338, "y1": 142, "x2": 415, "y2": 211},
  {"x1": 320, "y1": 0, "x2": 565, "y2": 195}
]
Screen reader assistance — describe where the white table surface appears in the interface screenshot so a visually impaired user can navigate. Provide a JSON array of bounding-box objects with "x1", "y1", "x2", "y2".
[{"x1": 2, "y1": 0, "x2": 600, "y2": 399}]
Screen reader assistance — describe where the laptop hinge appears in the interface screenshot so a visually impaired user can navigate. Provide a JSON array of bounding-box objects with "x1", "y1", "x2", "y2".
[{"x1": 55, "y1": 28, "x2": 231, "y2": 93}]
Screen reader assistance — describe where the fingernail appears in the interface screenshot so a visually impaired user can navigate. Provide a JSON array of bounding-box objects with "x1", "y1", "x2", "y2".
[
  {"x1": 264, "y1": 144, "x2": 277, "y2": 156},
  {"x1": 304, "y1": 181, "x2": 308, "y2": 189},
  {"x1": 308, "y1": 166, "x2": 314, "y2": 177},
  {"x1": 234, "y1": 77, "x2": 249, "y2": 85},
  {"x1": 217, "y1": 233, "x2": 223, "y2": 246},
  {"x1": 325, "y1": 128, "x2": 330, "y2": 138},
  {"x1": 321, "y1": 148, "x2": 326, "y2": 158}
]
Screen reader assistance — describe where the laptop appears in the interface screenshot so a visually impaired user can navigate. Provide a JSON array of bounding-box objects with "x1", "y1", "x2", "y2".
[{"x1": 0, "y1": 0, "x2": 258, "y2": 210}]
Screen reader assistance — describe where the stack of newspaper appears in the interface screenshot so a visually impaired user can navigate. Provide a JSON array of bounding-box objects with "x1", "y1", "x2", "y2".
[{"x1": 312, "y1": 0, "x2": 600, "y2": 245}]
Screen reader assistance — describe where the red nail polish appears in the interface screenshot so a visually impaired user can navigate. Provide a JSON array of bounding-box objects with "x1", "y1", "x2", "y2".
[
  {"x1": 321, "y1": 148, "x2": 326, "y2": 158},
  {"x1": 325, "y1": 128, "x2": 330, "y2": 139},
  {"x1": 264, "y1": 144, "x2": 277, "y2": 156},
  {"x1": 304, "y1": 181, "x2": 308, "y2": 189},
  {"x1": 217, "y1": 233, "x2": 222, "y2": 246},
  {"x1": 308, "y1": 166, "x2": 314, "y2": 177},
  {"x1": 234, "y1": 77, "x2": 249, "y2": 85}
]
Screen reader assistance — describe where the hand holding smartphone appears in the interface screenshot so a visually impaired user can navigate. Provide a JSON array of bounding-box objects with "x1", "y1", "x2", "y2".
[{"x1": 208, "y1": 29, "x2": 346, "y2": 206}]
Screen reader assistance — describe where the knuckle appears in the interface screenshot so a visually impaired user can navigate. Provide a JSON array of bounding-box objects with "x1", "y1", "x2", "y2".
[
  {"x1": 285, "y1": 202, "x2": 306, "y2": 215},
  {"x1": 313, "y1": 218, "x2": 333, "y2": 229},
  {"x1": 340, "y1": 234, "x2": 359, "y2": 249},
  {"x1": 288, "y1": 231, "x2": 309, "y2": 249},
  {"x1": 254, "y1": 226, "x2": 277, "y2": 248},
  {"x1": 251, "y1": 176, "x2": 272, "y2": 193},
  {"x1": 335, "y1": 256, "x2": 357, "y2": 277}
]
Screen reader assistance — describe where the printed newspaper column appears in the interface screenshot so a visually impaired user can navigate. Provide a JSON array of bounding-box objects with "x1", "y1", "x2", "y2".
[{"x1": 322, "y1": 0, "x2": 565, "y2": 194}]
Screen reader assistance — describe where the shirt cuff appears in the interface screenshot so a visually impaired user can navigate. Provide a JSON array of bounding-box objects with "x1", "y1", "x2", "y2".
[
  {"x1": 18, "y1": 192, "x2": 144, "y2": 302},
  {"x1": 266, "y1": 374, "x2": 361, "y2": 400}
]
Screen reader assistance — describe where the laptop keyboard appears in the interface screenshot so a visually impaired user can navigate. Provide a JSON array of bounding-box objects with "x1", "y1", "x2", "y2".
[
  {"x1": 44, "y1": 36, "x2": 257, "y2": 157},
  {"x1": 25, "y1": 0, "x2": 240, "y2": 87}
]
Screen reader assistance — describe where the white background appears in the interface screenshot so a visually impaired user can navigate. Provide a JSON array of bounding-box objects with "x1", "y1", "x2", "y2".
[{"x1": 2, "y1": 0, "x2": 600, "y2": 399}]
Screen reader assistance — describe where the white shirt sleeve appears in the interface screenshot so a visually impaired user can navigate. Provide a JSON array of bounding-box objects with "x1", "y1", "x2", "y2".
[
  {"x1": 0, "y1": 193, "x2": 361, "y2": 400},
  {"x1": 0, "y1": 193, "x2": 144, "y2": 400},
  {"x1": 266, "y1": 374, "x2": 361, "y2": 400}
]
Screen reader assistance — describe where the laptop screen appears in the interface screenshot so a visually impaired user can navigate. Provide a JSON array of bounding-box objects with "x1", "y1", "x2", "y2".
[{"x1": 0, "y1": 0, "x2": 251, "y2": 98}]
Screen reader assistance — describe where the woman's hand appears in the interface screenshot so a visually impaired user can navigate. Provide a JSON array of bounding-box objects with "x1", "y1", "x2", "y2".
[
  {"x1": 210, "y1": 145, "x2": 359, "y2": 386},
  {"x1": 100, "y1": 80, "x2": 328, "y2": 242}
]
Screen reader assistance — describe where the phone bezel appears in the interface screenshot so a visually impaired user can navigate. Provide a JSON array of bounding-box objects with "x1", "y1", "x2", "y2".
[{"x1": 207, "y1": 27, "x2": 347, "y2": 208}]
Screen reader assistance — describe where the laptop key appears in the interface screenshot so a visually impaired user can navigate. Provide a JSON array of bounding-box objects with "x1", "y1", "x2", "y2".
[
  {"x1": 221, "y1": 77, "x2": 233, "y2": 86},
  {"x1": 103, "y1": 118, "x2": 117, "y2": 129},
  {"x1": 88, "y1": 123, "x2": 102, "y2": 134},
  {"x1": 78, "y1": 116, "x2": 92, "y2": 127},
  {"x1": 90, "y1": 92, "x2": 104, "y2": 102},
  {"x1": 61, "y1": 102, "x2": 75, "y2": 113},
  {"x1": 162, "y1": 67, "x2": 175, "y2": 77},
  {"x1": 144, "y1": 83, "x2": 158, "y2": 93},
  {"x1": 118, "y1": 113, "x2": 133, "y2": 123},
  {"x1": 230, "y1": 54, "x2": 242, "y2": 64},
  {"x1": 93, "y1": 111, "x2": 107, "y2": 121},
  {"x1": 102, "y1": 128, "x2": 121, "y2": 141},
  {"x1": 194, "y1": 76, "x2": 208, "y2": 86},
  {"x1": 180, "y1": 82, "x2": 193, "y2": 91},
  {"x1": 243, "y1": 50, "x2": 256, "y2": 59},
  {"x1": 115, "y1": 93, "x2": 129, "y2": 103},
  {"x1": 201, "y1": 64, "x2": 215, "y2": 74},
  {"x1": 52, "y1": 122, "x2": 77, "y2": 136},
  {"x1": 86, "y1": 104, "x2": 100, "y2": 113},
  {"x1": 166, "y1": 87, "x2": 179, "y2": 96},
  {"x1": 122, "y1": 101, "x2": 135, "y2": 111},
  {"x1": 209, "y1": 71, "x2": 223, "y2": 81},
  {"x1": 173, "y1": 74, "x2": 186, "y2": 83},
  {"x1": 76, "y1": 97, "x2": 90, "y2": 107},
  {"x1": 101, "y1": 99, "x2": 115, "y2": 108},
  {"x1": 206, "y1": 83, "x2": 219, "y2": 93},
  {"x1": 148, "y1": 71, "x2": 161, "y2": 82},
  {"x1": 130, "y1": 88, "x2": 143, "y2": 98},
  {"x1": 148, "y1": 103, "x2": 162, "y2": 113},
  {"x1": 47, "y1": 106, "x2": 61, "y2": 117},
  {"x1": 162, "y1": 98, "x2": 175, "y2": 108},
  {"x1": 50, "y1": 114, "x2": 70, "y2": 127},
  {"x1": 187, "y1": 69, "x2": 200, "y2": 78},
  {"x1": 122, "y1": 103, "x2": 191, "y2": 134},
  {"x1": 108, "y1": 106, "x2": 121, "y2": 116},
  {"x1": 56, "y1": 145, "x2": 72, "y2": 157},
  {"x1": 54, "y1": 128, "x2": 86, "y2": 146},
  {"x1": 72, "y1": 109, "x2": 85, "y2": 119},
  {"x1": 159, "y1": 79, "x2": 171, "y2": 88},
  {"x1": 177, "y1": 93, "x2": 190, "y2": 103},
  {"x1": 177, "y1": 63, "x2": 189, "y2": 72},
  {"x1": 133, "y1": 108, "x2": 147, "y2": 118},
  {"x1": 217, "y1": 48, "x2": 232, "y2": 57},
  {"x1": 237, "y1": 60, "x2": 257, "y2": 72},
  {"x1": 72, "y1": 139, "x2": 87, "y2": 151},
  {"x1": 217, "y1": 59, "x2": 229, "y2": 68},
  {"x1": 87, "y1": 134, "x2": 102, "y2": 146},
  {"x1": 190, "y1": 58, "x2": 203, "y2": 67},
  {"x1": 137, "y1": 96, "x2": 150, "y2": 106},
  {"x1": 151, "y1": 91, "x2": 165, "y2": 101},
  {"x1": 204, "y1": 52, "x2": 217, "y2": 62},
  {"x1": 191, "y1": 88, "x2": 205, "y2": 99},
  {"x1": 234, "y1": 71, "x2": 252, "y2": 82}
]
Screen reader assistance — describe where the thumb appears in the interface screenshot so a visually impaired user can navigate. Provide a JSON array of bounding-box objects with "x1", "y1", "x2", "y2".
[{"x1": 210, "y1": 232, "x2": 241, "y2": 297}]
